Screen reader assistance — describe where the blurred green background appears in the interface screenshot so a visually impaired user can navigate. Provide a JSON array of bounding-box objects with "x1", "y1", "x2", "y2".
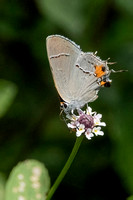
[{"x1": 0, "y1": 0, "x2": 133, "y2": 199}]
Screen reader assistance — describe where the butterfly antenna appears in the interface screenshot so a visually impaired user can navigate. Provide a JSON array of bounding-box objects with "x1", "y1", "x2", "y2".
[
  {"x1": 59, "y1": 109, "x2": 68, "y2": 125},
  {"x1": 105, "y1": 57, "x2": 117, "y2": 65},
  {"x1": 94, "y1": 51, "x2": 98, "y2": 55},
  {"x1": 111, "y1": 69, "x2": 128, "y2": 73}
]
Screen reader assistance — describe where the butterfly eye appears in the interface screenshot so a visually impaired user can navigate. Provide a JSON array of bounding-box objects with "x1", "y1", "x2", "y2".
[{"x1": 102, "y1": 66, "x2": 106, "y2": 72}]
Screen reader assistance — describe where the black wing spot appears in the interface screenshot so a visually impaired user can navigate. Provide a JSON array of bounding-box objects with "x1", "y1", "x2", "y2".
[{"x1": 104, "y1": 82, "x2": 111, "y2": 87}]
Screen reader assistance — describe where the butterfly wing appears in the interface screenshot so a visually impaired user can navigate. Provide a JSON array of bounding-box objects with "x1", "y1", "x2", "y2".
[
  {"x1": 46, "y1": 35, "x2": 81, "y2": 103},
  {"x1": 46, "y1": 35, "x2": 108, "y2": 109},
  {"x1": 68, "y1": 52, "x2": 107, "y2": 105}
]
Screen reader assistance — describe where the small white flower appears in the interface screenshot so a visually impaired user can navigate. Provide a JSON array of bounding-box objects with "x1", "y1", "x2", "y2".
[
  {"x1": 92, "y1": 127, "x2": 104, "y2": 136},
  {"x1": 67, "y1": 123, "x2": 76, "y2": 129},
  {"x1": 76, "y1": 124, "x2": 85, "y2": 137},
  {"x1": 85, "y1": 129, "x2": 94, "y2": 140},
  {"x1": 86, "y1": 106, "x2": 95, "y2": 115},
  {"x1": 94, "y1": 114, "x2": 106, "y2": 126}
]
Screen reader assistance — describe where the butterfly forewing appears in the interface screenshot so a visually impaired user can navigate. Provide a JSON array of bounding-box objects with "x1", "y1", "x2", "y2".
[{"x1": 46, "y1": 35, "x2": 81, "y2": 103}]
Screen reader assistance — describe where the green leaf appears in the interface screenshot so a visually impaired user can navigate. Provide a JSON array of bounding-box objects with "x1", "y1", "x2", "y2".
[
  {"x1": 127, "y1": 196, "x2": 133, "y2": 200},
  {"x1": 5, "y1": 159, "x2": 51, "y2": 200},
  {"x1": 0, "y1": 79, "x2": 17, "y2": 117},
  {"x1": 0, "y1": 173, "x2": 6, "y2": 200}
]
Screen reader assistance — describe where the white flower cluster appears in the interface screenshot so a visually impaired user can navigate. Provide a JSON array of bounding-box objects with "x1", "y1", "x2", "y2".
[{"x1": 67, "y1": 107, "x2": 106, "y2": 140}]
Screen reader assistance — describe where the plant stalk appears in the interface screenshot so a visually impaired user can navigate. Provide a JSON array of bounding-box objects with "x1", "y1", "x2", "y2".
[{"x1": 46, "y1": 135, "x2": 84, "y2": 200}]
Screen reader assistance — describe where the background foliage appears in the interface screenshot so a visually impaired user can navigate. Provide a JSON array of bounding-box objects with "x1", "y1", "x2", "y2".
[{"x1": 0, "y1": 0, "x2": 133, "y2": 199}]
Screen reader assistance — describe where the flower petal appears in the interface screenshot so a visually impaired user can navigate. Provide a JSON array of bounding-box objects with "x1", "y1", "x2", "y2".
[
  {"x1": 96, "y1": 114, "x2": 102, "y2": 119},
  {"x1": 76, "y1": 129, "x2": 84, "y2": 137},
  {"x1": 94, "y1": 114, "x2": 106, "y2": 127},
  {"x1": 92, "y1": 127, "x2": 104, "y2": 136},
  {"x1": 86, "y1": 106, "x2": 92, "y2": 115},
  {"x1": 86, "y1": 106, "x2": 96, "y2": 116},
  {"x1": 67, "y1": 123, "x2": 76, "y2": 129},
  {"x1": 76, "y1": 124, "x2": 85, "y2": 137},
  {"x1": 85, "y1": 132, "x2": 94, "y2": 140},
  {"x1": 98, "y1": 131, "x2": 104, "y2": 136},
  {"x1": 98, "y1": 122, "x2": 106, "y2": 126}
]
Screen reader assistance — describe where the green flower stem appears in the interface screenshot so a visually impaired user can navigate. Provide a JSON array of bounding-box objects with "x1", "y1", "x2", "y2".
[{"x1": 46, "y1": 135, "x2": 84, "y2": 200}]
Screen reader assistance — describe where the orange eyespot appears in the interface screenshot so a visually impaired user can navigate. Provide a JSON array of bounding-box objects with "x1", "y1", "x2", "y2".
[
  {"x1": 95, "y1": 65, "x2": 106, "y2": 78},
  {"x1": 60, "y1": 101, "x2": 64, "y2": 106},
  {"x1": 60, "y1": 101, "x2": 68, "y2": 109},
  {"x1": 100, "y1": 81, "x2": 106, "y2": 86},
  {"x1": 100, "y1": 81, "x2": 111, "y2": 87}
]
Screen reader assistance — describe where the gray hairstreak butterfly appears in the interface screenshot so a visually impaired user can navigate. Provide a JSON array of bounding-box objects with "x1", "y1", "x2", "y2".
[{"x1": 46, "y1": 35, "x2": 126, "y2": 113}]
